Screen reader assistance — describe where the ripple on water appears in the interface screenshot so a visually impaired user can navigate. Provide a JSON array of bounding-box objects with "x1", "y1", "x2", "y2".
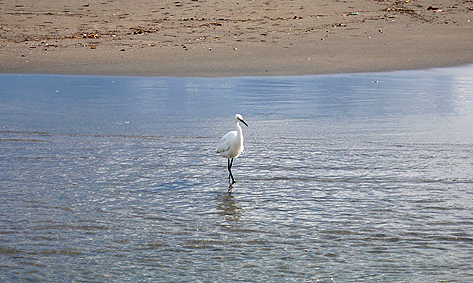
[{"x1": 1, "y1": 67, "x2": 473, "y2": 281}]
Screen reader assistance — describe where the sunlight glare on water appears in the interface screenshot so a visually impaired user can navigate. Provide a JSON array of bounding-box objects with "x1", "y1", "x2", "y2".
[{"x1": 1, "y1": 65, "x2": 473, "y2": 282}]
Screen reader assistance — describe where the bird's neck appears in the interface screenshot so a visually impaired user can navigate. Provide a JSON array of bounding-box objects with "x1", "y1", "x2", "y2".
[{"x1": 236, "y1": 122, "x2": 243, "y2": 138}]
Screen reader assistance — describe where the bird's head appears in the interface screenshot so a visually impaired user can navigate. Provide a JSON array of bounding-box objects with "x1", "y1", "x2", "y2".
[{"x1": 235, "y1": 114, "x2": 248, "y2": 127}]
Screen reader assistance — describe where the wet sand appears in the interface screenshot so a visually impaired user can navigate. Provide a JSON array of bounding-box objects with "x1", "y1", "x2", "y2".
[{"x1": 1, "y1": 0, "x2": 473, "y2": 77}]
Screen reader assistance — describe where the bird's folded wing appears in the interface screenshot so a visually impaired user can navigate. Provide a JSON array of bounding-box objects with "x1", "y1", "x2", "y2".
[{"x1": 216, "y1": 131, "x2": 236, "y2": 153}]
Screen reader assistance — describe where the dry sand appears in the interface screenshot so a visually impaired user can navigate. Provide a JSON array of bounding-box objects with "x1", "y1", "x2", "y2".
[{"x1": 1, "y1": 0, "x2": 473, "y2": 77}]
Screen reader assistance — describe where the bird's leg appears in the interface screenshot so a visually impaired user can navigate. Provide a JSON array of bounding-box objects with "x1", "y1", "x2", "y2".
[{"x1": 227, "y1": 158, "x2": 235, "y2": 185}]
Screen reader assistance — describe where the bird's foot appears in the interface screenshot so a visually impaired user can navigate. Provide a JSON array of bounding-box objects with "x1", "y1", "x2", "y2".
[{"x1": 228, "y1": 175, "x2": 235, "y2": 185}]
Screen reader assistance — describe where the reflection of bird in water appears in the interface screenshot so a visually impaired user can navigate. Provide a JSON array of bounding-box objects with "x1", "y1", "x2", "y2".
[
  {"x1": 216, "y1": 114, "x2": 248, "y2": 190},
  {"x1": 215, "y1": 193, "x2": 242, "y2": 222}
]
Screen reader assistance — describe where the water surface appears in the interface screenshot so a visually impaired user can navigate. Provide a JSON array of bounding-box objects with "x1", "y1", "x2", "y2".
[{"x1": 1, "y1": 65, "x2": 473, "y2": 282}]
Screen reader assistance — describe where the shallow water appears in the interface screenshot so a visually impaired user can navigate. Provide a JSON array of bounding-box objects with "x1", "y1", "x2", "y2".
[{"x1": 1, "y1": 65, "x2": 473, "y2": 282}]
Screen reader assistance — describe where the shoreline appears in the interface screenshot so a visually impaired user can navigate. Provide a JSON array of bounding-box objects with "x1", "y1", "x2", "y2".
[{"x1": 1, "y1": 0, "x2": 473, "y2": 77}]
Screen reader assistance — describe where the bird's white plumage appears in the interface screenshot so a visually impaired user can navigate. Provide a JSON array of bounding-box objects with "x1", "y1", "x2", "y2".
[
  {"x1": 217, "y1": 130, "x2": 241, "y2": 158},
  {"x1": 216, "y1": 114, "x2": 247, "y2": 159},
  {"x1": 217, "y1": 114, "x2": 248, "y2": 187}
]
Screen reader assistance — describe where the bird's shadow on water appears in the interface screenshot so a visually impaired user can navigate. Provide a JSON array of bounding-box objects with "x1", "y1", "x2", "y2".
[{"x1": 214, "y1": 191, "x2": 242, "y2": 222}]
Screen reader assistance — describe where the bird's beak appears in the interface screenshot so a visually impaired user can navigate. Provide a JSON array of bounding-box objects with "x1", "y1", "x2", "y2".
[{"x1": 239, "y1": 118, "x2": 248, "y2": 127}]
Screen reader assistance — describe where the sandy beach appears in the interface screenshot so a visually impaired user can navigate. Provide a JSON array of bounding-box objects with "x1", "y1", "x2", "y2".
[{"x1": 1, "y1": 0, "x2": 473, "y2": 77}]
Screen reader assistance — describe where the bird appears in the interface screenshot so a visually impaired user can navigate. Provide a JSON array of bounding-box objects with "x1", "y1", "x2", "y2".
[{"x1": 216, "y1": 114, "x2": 248, "y2": 189}]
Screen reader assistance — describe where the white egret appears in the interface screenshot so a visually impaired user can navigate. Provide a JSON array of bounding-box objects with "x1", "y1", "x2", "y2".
[{"x1": 216, "y1": 114, "x2": 248, "y2": 187}]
